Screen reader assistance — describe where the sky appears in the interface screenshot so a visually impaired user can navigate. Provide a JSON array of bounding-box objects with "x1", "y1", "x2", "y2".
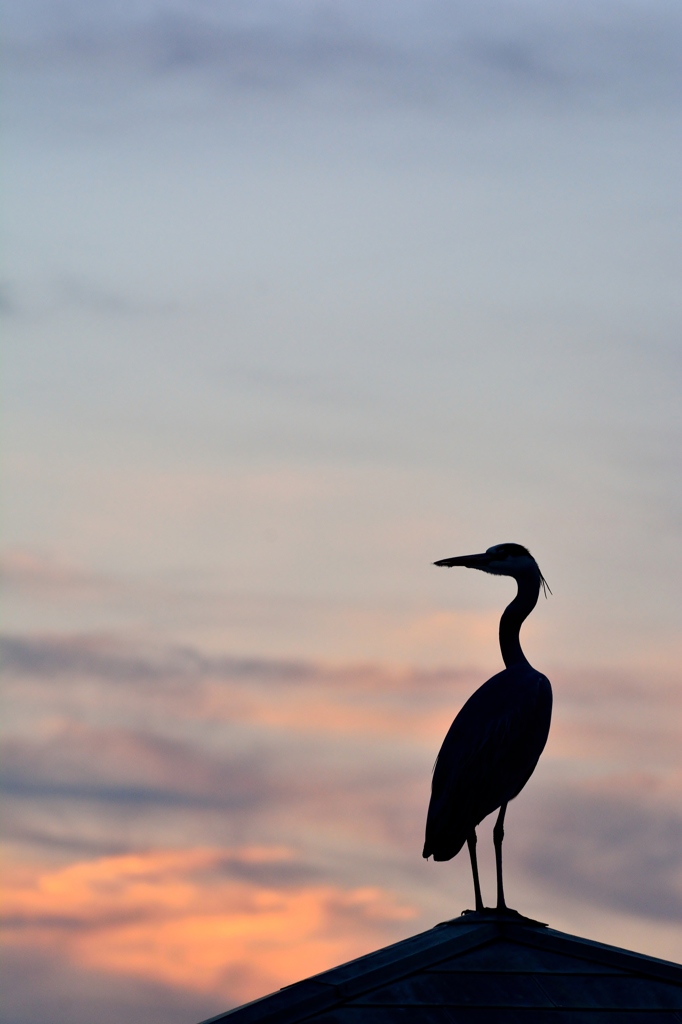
[{"x1": 2, "y1": 1, "x2": 682, "y2": 1021}]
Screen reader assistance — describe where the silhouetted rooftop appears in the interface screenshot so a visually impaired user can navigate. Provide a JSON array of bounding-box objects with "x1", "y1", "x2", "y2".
[{"x1": 199, "y1": 911, "x2": 682, "y2": 1023}]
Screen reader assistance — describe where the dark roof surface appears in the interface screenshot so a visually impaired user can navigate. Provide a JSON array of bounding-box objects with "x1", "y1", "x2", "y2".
[{"x1": 199, "y1": 911, "x2": 682, "y2": 1023}]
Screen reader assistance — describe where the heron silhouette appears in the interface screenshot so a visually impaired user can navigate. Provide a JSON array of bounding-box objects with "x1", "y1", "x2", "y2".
[{"x1": 423, "y1": 543, "x2": 552, "y2": 915}]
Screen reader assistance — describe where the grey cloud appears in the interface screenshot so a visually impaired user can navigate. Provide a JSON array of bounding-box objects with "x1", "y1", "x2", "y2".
[
  {"x1": 0, "y1": 629, "x2": 466, "y2": 862},
  {"x1": 1, "y1": 632, "x2": 313, "y2": 686},
  {"x1": 53, "y1": 277, "x2": 179, "y2": 317},
  {"x1": 1, "y1": 811, "x2": 324, "y2": 889},
  {"x1": 516, "y1": 785, "x2": 682, "y2": 923},
  {"x1": 210, "y1": 851, "x2": 323, "y2": 888},
  {"x1": 0, "y1": 713, "x2": 426, "y2": 865},
  {"x1": 0, "y1": 815, "x2": 135, "y2": 858},
  {"x1": 0, "y1": 947, "x2": 218, "y2": 1024},
  {"x1": 7, "y1": 0, "x2": 682, "y2": 110},
  {"x1": 0, "y1": 277, "x2": 181, "y2": 321},
  {"x1": 1, "y1": 630, "x2": 470, "y2": 694},
  {"x1": 0, "y1": 725, "x2": 281, "y2": 812}
]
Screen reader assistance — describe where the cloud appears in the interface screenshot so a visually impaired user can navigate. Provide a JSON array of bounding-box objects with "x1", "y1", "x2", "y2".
[
  {"x1": 512, "y1": 781, "x2": 682, "y2": 924},
  {"x1": 1, "y1": 535, "x2": 507, "y2": 667},
  {"x1": 1, "y1": 629, "x2": 479, "y2": 737},
  {"x1": 1, "y1": 847, "x2": 416, "y2": 1006},
  {"x1": 11, "y1": 276, "x2": 184, "y2": 320},
  {"x1": 6, "y1": 630, "x2": 680, "y2": 756},
  {"x1": 0, "y1": 712, "x2": 429, "y2": 869},
  {"x1": 6, "y1": 0, "x2": 682, "y2": 115},
  {"x1": 6, "y1": 790, "x2": 682, "y2": 1024},
  {"x1": 52, "y1": 276, "x2": 176, "y2": 316},
  {"x1": 1, "y1": 629, "x2": 315, "y2": 685},
  {"x1": 4, "y1": 631, "x2": 681, "y2": 853},
  {"x1": 0, "y1": 621, "x2": 478, "y2": 693},
  {"x1": 0, "y1": 631, "x2": 468, "y2": 865},
  {"x1": 0, "y1": 946, "x2": 218, "y2": 1024},
  {"x1": 0, "y1": 724, "x2": 281, "y2": 812},
  {"x1": 5, "y1": 621, "x2": 682, "y2": 1024}
]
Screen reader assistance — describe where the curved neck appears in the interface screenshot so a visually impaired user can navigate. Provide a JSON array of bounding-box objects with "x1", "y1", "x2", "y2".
[{"x1": 499, "y1": 573, "x2": 540, "y2": 668}]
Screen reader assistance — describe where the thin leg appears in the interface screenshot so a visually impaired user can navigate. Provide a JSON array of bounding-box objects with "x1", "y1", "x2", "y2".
[
  {"x1": 467, "y1": 830, "x2": 484, "y2": 912},
  {"x1": 493, "y1": 802, "x2": 508, "y2": 911}
]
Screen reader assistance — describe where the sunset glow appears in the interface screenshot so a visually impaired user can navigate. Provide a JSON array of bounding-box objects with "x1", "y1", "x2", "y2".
[
  {"x1": 3, "y1": 847, "x2": 415, "y2": 1003},
  {"x1": 3, "y1": 2, "x2": 681, "y2": 1022}
]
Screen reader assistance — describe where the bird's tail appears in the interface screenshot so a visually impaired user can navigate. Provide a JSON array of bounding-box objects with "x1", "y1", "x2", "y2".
[{"x1": 422, "y1": 831, "x2": 468, "y2": 862}]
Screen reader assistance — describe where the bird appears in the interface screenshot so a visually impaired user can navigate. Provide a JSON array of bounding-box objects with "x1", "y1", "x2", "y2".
[{"x1": 423, "y1": 542, "x2": 552, "y2": 915}]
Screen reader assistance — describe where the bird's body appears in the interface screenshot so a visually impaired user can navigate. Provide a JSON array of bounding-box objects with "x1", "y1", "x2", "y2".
[
  {"x1": 424, "y1": 542, "x2": 552, "y2": 912},
  {"x1": 423, "y1": 662, "x2": 552, "y2": 861}
]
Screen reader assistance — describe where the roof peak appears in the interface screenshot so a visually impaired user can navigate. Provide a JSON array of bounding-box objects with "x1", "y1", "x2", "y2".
[
  {"x1": 437, "y1": 907, "x2": 547, "y2": 929},
  {"x1": 200, "y1": 919, "x2": 682, "y2": 1024}
]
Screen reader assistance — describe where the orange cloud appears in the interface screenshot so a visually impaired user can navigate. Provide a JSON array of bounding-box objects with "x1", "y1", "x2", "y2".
[{"x1": 2, "y1": 847, "x2": 416, "y2": 1005}]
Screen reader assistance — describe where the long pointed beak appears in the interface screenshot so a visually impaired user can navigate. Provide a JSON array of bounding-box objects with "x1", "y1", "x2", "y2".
[{"x1": 433, "y1": 552, "x2": 490, "y2": 568}]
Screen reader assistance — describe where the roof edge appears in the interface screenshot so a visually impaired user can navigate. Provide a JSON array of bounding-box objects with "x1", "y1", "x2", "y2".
[
  {"x1": 197, "y1": 916, "x2": 545, "y2": 1024},
  {"x1": 507, "y1": 923, "x2": 682, "y2": 985},
  {"x1": 197, "y1": 915, "x2": 682, "y2": 1024}
]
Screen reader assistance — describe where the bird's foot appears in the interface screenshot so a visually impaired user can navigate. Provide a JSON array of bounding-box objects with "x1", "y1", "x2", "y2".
[
  {"x1": 457, "y1": 907, "x2": 547, "y2": 926},
  {"x1": 460, "y1": 906, "x2": 520, "y2": 917}
]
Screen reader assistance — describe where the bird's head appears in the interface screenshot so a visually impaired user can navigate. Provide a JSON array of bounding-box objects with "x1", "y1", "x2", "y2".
[{"x1": 434, "y1": 543, "x2": 551, "y2": 595}]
